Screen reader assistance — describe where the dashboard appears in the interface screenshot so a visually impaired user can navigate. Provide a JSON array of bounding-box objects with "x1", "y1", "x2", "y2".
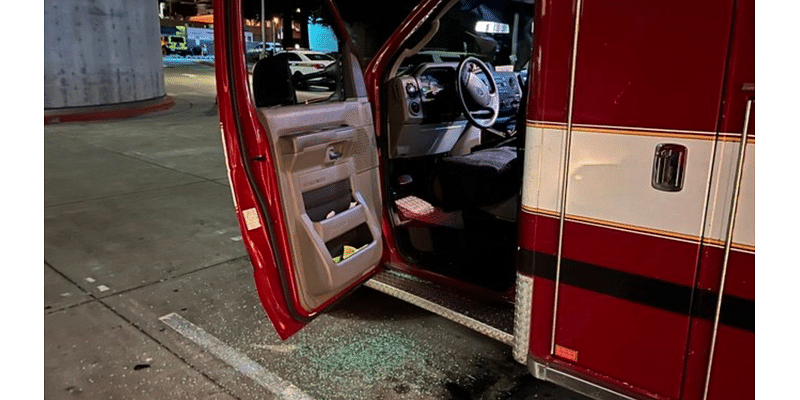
[
  {"x1": 386, "y1": 62, "x2": 524, "y2": 159},
  {"x1": 414, "y1": 66, "x2": 462, "y2": 122},
  {"x1": 402, "y1": 63, "x2": 522, "y2": 125}
]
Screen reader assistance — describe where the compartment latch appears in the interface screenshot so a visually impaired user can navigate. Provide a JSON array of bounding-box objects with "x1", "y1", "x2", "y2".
[{"x1": 651, "y1": 143, "x2": 687, "y2": 192}]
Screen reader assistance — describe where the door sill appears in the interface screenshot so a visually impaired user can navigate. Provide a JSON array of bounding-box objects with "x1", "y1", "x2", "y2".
[{"x1": 365, "y1": 269, "x2": 514, "y2": 345}]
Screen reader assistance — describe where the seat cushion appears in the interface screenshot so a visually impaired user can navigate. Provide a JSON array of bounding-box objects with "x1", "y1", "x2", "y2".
[{"x1": 433, "y1": 146, "x2": 520, "y2": 209}]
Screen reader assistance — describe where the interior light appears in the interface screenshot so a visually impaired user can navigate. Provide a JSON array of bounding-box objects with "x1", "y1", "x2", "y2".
[{"x1": 475, "y1": 21, "x2": 510, "y2": 34}]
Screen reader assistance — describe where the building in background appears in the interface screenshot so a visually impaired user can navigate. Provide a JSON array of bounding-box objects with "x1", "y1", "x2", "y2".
[{"x1": 44, "y1": 0, "x2": 165, "y2": 110}]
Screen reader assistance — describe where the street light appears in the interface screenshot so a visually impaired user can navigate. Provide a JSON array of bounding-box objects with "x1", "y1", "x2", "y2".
[
  {"x1": 260, "y1": 0, "x2": 266, "y2": 59},
  {"x1": 273, "y1": 17, "x2": 279, "y2": 44}
]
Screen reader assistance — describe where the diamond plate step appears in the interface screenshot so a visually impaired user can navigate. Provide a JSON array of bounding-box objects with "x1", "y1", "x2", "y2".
[{"x1": 365, "y1": 269, "x2": 514, "y2": 345}]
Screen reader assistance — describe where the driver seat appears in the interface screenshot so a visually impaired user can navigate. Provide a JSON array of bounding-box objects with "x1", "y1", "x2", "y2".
[{"x1": 432, "y1": 145, "x2": 521, "y2": 217}]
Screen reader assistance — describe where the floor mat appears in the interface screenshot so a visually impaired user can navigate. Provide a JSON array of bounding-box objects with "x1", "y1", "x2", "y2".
[{"x1": 395, "y1": 196, "x2": 464, "y2": 229}]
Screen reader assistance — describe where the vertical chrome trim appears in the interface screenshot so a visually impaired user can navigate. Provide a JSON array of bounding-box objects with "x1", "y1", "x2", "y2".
[
  {"x1": 550, "y1": 0, "x2": 584, "y2": 355},
  {"x1": 701, "y1": 99, "x2": 753, "y2": 400},
  {"x1": 513, "y1": 273, "x2": 534, "y2": 363}
]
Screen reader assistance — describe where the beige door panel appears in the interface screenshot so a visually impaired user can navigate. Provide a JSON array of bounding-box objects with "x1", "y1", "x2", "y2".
[{"x1": 257, "y1": 99, "x2": 383, "y2": 312}]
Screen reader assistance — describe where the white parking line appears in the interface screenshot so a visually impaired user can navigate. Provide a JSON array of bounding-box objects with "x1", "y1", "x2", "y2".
[{"x1": 159, "y1": 312, "x2": 312, "y2": 400}]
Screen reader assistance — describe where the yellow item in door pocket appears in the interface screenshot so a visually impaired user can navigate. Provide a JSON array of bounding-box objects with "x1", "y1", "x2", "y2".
[
  {"x1": 333, "y1": 244, "x2": 369, "y2": 263},
  {"x1": 342, "y1": 245, "x2": 358, "y2": 259}
]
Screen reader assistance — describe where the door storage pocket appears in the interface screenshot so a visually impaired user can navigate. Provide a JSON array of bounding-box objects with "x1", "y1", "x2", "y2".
[
  {"x1": 302, "y1": 179, "x2": 352, "y2": 222},
  {"x1": 325, "y1": 223, "x2": 373, "y2": 263}
]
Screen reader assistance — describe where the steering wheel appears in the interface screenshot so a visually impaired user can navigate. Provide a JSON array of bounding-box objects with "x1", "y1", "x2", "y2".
[{"x1": 455, "y1": 57, "x2": 500, "y2": 129}]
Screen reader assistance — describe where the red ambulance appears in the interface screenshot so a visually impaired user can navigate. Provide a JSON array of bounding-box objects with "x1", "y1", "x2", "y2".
[{"x1": 214, "y1": 0, "x2": 754, "y2": 399}]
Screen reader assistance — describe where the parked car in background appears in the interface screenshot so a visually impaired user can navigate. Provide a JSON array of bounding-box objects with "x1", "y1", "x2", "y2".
[
  {"x1": 164, "y1": 35, "x2": 189, "y2": 56},
  {"x1": 284, "y1": 49, "x2": 337, "y2": 89},
  {"x1": 246, "y1": 42, "x2": 284, "y2": 62}
]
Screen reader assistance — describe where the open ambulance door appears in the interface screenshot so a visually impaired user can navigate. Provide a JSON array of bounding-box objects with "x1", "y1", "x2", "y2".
[{"x1": 215, "y1": 0, "x2": 384, "y2": 339}]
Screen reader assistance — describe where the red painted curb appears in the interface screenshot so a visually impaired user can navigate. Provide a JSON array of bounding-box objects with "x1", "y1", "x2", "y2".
[{"x1": 44, "y1": 96, "x2": 177, "y2": 125}]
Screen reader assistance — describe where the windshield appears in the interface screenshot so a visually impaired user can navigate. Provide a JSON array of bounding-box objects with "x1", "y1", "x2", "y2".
[{"x1": 400, "y1": 0, "x2": 533, "y2": 73}]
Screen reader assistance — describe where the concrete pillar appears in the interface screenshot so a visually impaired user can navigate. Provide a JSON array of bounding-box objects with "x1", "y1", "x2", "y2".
[{"x1": 44, "y1": 0, "x2": 165, "y2": 109}]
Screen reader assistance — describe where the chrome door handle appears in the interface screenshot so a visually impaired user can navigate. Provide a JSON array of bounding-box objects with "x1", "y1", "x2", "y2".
[
  {"x1": 327, "y1": 147, "x2": 342, "y2": 161},
  {"x1": 652, "y1": 143, "x2": 687, "y2": 192}
]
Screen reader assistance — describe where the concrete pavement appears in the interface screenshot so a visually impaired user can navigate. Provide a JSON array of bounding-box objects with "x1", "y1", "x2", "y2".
[{"x1": 44, "y1": 64, "x2": 590, "y2": 400}]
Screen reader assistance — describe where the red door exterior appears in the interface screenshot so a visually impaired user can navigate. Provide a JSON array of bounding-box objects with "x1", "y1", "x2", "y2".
[
  {"x1": 215, "y1": 0, "x2": 386, "y2": 340},
  {"x1": 214, "y1": 0, "x2": 307, "y2": 339}
]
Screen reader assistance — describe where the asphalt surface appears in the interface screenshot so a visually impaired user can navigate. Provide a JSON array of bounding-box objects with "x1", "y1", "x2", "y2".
[{"x1": 43, "y1": 64, "x2": 591, "y2": 400}]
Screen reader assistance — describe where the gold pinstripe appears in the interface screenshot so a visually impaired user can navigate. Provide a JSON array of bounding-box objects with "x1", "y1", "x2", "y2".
[
  {"x1": 526, "y1": 121, "x2": 756, "y2": 144},
  {"x1": 520, "y1": 206, "x2": 755, "y2": 253},
  {"x1": 520, "y1": 206, "x2": 560, "y2": 218},
  {"x1": 526, "y1": 121, "x2": 566, "y2": 130},
  {"x1": 702, "y1": 237, "x2": 756, "y2": 253}
]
